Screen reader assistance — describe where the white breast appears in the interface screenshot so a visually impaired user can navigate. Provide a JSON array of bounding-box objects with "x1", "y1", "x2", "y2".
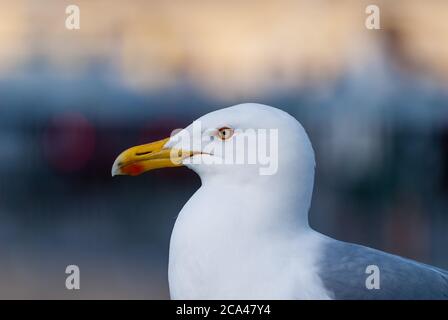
[{"x1": 167, "y1": 185, "x2": 331, "y2": 300}]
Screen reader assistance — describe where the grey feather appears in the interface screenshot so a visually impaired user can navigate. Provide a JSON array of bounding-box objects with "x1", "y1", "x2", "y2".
[{"x1": 318, "y1": 240, "x2": 448, "y2": 299}]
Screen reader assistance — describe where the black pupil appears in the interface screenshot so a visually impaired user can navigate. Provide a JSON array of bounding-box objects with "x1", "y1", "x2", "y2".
[{"x1": 219, "y1": 128, "x2": 231, "y2": 139}]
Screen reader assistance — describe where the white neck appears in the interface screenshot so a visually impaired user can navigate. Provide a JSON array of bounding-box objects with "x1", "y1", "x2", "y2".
[
  {"x1": 167, "y1": 164, "x2": 329, "y2": 299},
  {"x1": 198, "y1": 167, "x2": 314, "y2": 232}
]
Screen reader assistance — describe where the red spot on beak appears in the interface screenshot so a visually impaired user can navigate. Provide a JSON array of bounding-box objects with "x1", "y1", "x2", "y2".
[{"x1": 122, "y1": 164, "x2": 144, "y2": 176}]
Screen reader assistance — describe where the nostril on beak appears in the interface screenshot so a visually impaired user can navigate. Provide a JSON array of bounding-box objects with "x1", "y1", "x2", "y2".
[{"x1": 135, "y1": 151, "x2": 153, "y2": 156}]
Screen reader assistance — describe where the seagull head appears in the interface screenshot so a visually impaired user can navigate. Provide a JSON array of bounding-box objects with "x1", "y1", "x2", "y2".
[{"x1": 112, "y1": 103, "x2": 315, "y2": 187}]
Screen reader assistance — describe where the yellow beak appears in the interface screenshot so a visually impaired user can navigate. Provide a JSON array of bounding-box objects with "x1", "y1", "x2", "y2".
[{"x1": 111, "y1": 137, "x2": 189, "y2": 176}]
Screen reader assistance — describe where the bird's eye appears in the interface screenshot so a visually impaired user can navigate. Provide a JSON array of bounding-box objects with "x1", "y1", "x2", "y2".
[{"x1": 217, "y1": 127, "x2": 234, "y2": 140}]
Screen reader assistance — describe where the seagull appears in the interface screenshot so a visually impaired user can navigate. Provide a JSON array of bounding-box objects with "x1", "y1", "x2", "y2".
[{"x1": 112, "y1": 103, "x2": 448, "y2": 299}]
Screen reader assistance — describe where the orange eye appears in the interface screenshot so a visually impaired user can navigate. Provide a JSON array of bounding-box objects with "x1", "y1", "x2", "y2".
[{"x1": 217, "y1": 127, "x2": 234, "y2": 140}]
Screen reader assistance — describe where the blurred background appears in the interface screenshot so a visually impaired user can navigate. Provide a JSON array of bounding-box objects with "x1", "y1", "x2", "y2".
[{"x1": 0, "y1": 0, "x2": 447, "y2": 299}]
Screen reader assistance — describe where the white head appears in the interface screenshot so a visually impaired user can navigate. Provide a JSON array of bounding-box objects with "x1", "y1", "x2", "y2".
[{"x1": 112, "y1": 103, "x2": 316, "y2": 225}]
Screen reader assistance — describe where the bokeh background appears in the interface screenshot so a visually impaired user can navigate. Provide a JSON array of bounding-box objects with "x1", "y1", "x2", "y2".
[{"x1": 0, "y1": 0, "x2": 447, "y2": 299}]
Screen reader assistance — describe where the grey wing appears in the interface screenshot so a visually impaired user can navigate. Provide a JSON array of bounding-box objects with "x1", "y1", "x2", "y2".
[{"x1": 318, "y1": 240, "x2": 448, "y2": 299}]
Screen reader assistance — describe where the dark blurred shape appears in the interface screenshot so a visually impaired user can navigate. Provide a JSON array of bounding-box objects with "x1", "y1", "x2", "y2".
[{"x1": 43, "y1": 112, "x2": 95, "y2": 172}]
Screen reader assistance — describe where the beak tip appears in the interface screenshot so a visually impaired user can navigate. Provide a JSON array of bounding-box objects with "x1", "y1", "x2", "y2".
[
  {"x1": 111, "y1": 137, "x2": 177, "y2": 177},
  {"x1": 111, "y1": 158, "x2": 121, "y2": 177}
]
